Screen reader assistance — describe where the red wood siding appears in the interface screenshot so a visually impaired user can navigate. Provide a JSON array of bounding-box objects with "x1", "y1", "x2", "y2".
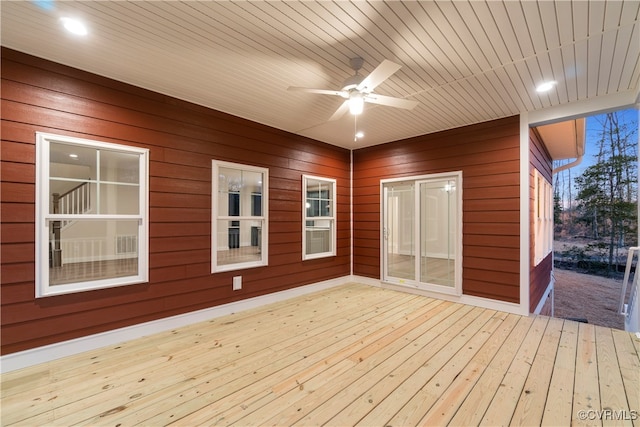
[
  {"x1": 0, "y1": 48, "x2": 351, "y2": 355},
  {"x1": 529, "y1": 128, "x2": 554, "y2": 312},
  {"x1": 353, "y1": 116, "x2": 521, "y2": 304}
]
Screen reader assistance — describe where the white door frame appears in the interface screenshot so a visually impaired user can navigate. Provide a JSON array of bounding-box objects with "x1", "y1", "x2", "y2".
[{"x1": 380, "y1": 171, "x2": 462, "y2": 296}]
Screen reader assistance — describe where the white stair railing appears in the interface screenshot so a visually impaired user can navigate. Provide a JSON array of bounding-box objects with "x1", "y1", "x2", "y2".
[
  {"x1": 51, "y1": 182, "x2": 92, "y2": 267},
  {"x1": 54, "y1": 182, "x2": 91, "y2": 229}
]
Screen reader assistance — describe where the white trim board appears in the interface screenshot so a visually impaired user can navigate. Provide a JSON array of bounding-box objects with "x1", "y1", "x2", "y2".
[
  {"x1": 533, "y1": 279, "x2": 555, "y2": 315},
  {"x1": 519, "y1": 113, "x2": 531, "y2": 316},
  {"x1": 356, "y1": 275, "x2": 528, "y2": 316},
  {"x1": 528, "y1": 91, "x2": 639, "y2": 127}
]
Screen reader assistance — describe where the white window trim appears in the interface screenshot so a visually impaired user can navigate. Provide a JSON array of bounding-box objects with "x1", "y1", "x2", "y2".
[
  {"x1": 302, "y1": 175, "x2": 337, "y2": 260},
  {"x1": 35, "y1": 132, "x2": 149, "y2": 297},
  {"x1": 534, "y1": 168, "x2": 553, "y2": 265},
  {"x1": 211, "y1": 160, "x2": 268, "y2": 273}
]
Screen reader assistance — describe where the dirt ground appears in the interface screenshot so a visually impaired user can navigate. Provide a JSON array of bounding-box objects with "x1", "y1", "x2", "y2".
[{"x1": 540, "y1": 268, "x2": 627, "y2": 330}]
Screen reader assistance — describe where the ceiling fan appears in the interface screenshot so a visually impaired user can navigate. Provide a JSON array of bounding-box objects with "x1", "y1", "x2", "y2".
[{"x1": 288, "y1": 57, "x2": 418, "y2": 121}]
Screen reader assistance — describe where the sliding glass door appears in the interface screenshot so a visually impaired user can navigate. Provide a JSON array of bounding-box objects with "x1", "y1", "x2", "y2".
[{"x1": 382, "y1": 172, "x2": 461, "y2": 295}]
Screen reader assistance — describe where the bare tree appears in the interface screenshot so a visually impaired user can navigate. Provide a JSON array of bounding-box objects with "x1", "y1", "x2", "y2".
[{"x1": 574, "y1": 111, "x2": 638, "y2": 271}]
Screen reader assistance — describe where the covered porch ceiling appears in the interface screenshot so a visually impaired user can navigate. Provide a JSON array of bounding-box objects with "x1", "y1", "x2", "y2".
[{"x1": 1, "y1": 1, "x2": 639, "y2": 149}]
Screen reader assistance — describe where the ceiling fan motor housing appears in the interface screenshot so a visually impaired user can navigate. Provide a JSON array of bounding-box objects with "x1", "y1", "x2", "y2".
[
  {"x1": 350, "y1": 57, "x2": 364, "y2": 70},
  {"x1": 342, "y1": 57, "x2": 365, "y2": 90},
  {"x1": 342, "y1": 74, "x2": 364, "y2": 91}
]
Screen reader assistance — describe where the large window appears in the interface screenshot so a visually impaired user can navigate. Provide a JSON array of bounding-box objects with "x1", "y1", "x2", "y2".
[
  {"x1": 303, "y1": 175, "x2": 336, "y2": 260},
  {"x1": 212, "y1": 161, "x2": 268, "y2": 272},
  {"x1": 36, "y1": 133, "x2": 148, "y2": 297}
]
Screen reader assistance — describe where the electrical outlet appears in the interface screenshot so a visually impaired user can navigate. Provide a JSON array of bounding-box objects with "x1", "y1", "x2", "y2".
[{"x1": 232, "y1": 276, "x2": 242, "y2": 291}]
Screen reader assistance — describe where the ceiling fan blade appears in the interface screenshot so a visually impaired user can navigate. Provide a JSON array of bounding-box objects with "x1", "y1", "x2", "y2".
[
  {"x1": 328, "y1": 100, "x2": 350, "y2": 121},
  {"x1": 364, "y1": 94, "x2": 418, "y2": 110},
  {"x1": 287, "y1": 87, "x2": 347, "y2": 97},
  {"x1": 356, "y1": 60, "x2": 402, "y2": 92}
]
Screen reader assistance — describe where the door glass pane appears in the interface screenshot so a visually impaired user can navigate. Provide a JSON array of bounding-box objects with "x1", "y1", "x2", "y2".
[
  {"x1": 384, "y1": 182, "x2": 414, "y2": 280},
  {"x1": 420, "y1": 179, "x2": 456, "y2": 287},
  {"x1": 49, "y1": 219, "x2": 139, "y2": 285}
]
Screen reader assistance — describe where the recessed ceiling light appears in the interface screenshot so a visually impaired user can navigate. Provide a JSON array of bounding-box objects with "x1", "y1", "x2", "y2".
[
  {"x1": 536, "y1": 81, "x2": 556, "y2": 93},
  {"x1": 69, "y1": 153, "x2": 78, "y2": 159},
  {"x1": 355, "y1": 131, "x2": 364, "y2": 139},
  {"x1": 60, "y1": 17, "x2": 88, "y2": 36}
]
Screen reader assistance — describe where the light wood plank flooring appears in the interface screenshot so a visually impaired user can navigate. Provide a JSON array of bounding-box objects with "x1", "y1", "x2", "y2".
[{"x1": 2, "y1": 283, "x2": 639, "y2": 426}]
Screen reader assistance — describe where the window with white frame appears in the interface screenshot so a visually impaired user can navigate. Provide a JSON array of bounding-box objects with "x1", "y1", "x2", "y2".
[
  {"x1": 36, "y1": 132, "x2": 149, "y2": 297},
  {"x1": 303, "y1": 175, "x2": 336, "y2": 260},
  {"x1": 212, "y1": 160, "x2": 268, "y2": 272},
  {"x1": 534, "y1": 168, "x2": 553, "y2": 265}
]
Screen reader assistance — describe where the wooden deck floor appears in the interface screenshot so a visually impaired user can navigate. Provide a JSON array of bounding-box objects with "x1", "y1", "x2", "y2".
[{"x1": 2, "y1": 283, "x2": 639, "y2": 426}]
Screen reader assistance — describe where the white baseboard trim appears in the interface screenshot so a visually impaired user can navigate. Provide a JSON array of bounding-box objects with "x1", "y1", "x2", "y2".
[
  {"x1": 1, "y1": 276, "x2": 348, "y2": 373},
  {"x1": 2, "y1": 275, "x2": 530, "y2": 373},
  {"x1": 352, "y1": 275, "x2": 529, "y2": 316}
]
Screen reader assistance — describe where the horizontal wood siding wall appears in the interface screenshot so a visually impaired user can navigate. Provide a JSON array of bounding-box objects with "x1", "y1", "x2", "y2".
[
  {"x1": 353, "y1": 116, "x2": 521, "y2": 304},
  {"x1": 0, "y1": 48, "x2": 351, "y2": 355},
  {"x1": 529, "y1": 128, "x2": 554, "y2": 312}
]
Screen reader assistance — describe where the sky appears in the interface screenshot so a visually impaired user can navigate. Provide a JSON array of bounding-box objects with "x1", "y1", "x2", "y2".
[
  {"x1": 573, "y1": 107, "x2": 639, "y2": 176},
  {"x1": 552, "y1": 107, "x2": 638, "y2": 210}
]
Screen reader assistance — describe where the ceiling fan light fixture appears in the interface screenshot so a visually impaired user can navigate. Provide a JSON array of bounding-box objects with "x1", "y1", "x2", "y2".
[
  {"x1": 349, "y1": 93, "x2": 364, "y2": 115},
  {"x1": 289, "y1": 58, "x2": 411, "y2": 121}
]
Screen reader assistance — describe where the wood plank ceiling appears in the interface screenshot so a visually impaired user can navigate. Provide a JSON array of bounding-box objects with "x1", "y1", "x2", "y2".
[{"x1": 2, "y1": 1, "x2": 639, "y2": 149}]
